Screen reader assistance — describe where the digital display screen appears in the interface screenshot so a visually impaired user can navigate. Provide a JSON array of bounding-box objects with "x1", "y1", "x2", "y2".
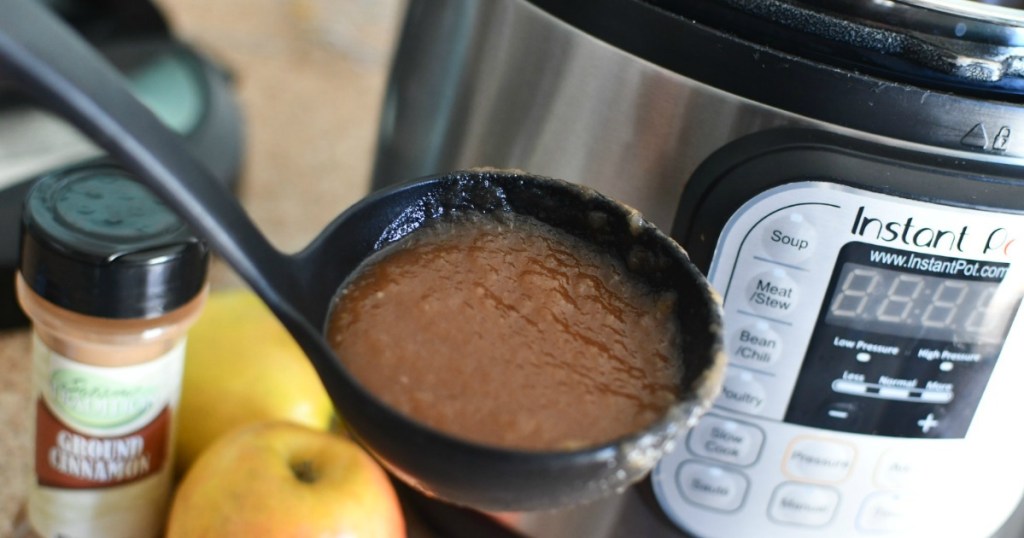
[
  {"x1": 824, "y1": 262, "x2": 1014, "y2": 344},
  {"x1": 785, "y1": 240, "x2": 1020, "y2": 439}
]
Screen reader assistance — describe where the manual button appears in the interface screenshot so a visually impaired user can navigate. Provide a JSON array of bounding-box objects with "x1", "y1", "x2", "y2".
[{"x1": 768, "y1": 482, "x2": 840, "y2": 527}]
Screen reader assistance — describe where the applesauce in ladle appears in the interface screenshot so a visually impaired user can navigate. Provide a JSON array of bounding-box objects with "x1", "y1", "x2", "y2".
[
  {"x1": 1, "y1": 0, "x2": 722, "y2": 510},
  {"x1": 326, "y1": 211, "x2": 683, "y2": 451}
]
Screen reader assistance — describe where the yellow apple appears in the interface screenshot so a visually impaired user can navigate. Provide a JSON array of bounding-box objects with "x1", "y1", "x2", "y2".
[
  {"x1": 167, "y1": 421, "x2": 404, "y2": 538},
  {"x1": 175, "y1": 288, "x2": 335, "y2": 477}
]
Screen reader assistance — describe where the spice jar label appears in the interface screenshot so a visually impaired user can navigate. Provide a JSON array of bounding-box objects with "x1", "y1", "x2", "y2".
[
  {"x1": 37, "y1": 342, "x2": 181, "y2": 437},
  {"x1": 31, "y1": 336, "x2": 184, "y2": 489},
  {"x1": 35, "y1": 400, "x2": 170, "y2": 488},
  {"x1": 48, "y1": 368, "x2": 160, "y2": 428}
]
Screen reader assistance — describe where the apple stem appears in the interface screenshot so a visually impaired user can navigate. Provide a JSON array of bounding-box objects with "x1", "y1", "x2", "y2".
[{"x1": 291, "y1": 460, "x2": 318, "y2": 484}]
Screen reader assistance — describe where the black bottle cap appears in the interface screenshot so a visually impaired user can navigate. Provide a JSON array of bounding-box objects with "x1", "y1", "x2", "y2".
[{"x1": 19, "y1": 162, "x2": 208, "y2": 319}]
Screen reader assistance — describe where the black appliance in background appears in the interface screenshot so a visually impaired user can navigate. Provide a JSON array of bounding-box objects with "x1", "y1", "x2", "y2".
[{"x1": 0, "y1": 0, "x2": 244, "y2": 327}]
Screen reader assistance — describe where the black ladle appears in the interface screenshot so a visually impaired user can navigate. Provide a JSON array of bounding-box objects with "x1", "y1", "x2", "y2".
[{"x1": 0, "y1": 0, "x2": 725, "y2": 510}]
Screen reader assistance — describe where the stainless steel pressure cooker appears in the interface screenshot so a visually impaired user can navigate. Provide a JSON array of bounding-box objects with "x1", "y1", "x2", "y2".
[{"x1": 373, "y1": 1, "x2": 1024, "y2": 536}]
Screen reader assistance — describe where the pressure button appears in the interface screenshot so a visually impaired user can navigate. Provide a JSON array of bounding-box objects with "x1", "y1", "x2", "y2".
[
  {"x1": 762, "y1": 212, "x2": 816, "y2": 264},
  {"x1": 783, "y1": 437, "x2": 856, "y2": 483}
]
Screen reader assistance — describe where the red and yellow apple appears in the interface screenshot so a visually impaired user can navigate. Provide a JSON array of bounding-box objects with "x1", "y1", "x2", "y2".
[{"x1": 166, "y1": 421, "x2": 404, "y2": 537}]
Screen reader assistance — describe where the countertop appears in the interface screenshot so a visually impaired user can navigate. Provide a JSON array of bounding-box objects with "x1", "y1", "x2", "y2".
[{"x1": 0, "y1": 0, "x2": 405, "y2": 534}]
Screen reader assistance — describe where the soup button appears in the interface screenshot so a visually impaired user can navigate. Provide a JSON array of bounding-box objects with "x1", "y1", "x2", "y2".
[{"x1": 762, "y1": 213, "x2": 816, "y2": 264}]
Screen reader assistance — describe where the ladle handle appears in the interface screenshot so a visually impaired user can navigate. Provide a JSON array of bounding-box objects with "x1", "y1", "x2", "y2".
[{"x1": 0, "y1": 0, "x2": 297, "y2": 305}]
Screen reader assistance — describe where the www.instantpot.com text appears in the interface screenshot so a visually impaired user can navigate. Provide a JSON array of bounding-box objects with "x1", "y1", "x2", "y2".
[{"x1": 868, "y1": 249, "x2": 1008, "y2": 279}]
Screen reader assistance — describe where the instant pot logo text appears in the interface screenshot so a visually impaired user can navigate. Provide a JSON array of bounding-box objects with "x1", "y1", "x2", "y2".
[{"x1": 851, "y1": 206, "x2": 1015, "y2": 257}]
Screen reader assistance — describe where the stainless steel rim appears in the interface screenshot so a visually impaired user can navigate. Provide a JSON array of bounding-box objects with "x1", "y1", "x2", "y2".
[{"x1": 896, "y1": 0, "x2": 1024, "y2": 26}]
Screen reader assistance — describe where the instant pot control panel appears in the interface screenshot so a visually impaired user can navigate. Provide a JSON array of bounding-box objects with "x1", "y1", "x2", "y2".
[{"x1": 656, "y1": 131, "x2": 1024, "y2": 538}]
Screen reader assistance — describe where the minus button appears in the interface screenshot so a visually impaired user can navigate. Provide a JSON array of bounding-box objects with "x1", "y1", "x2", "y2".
[{"x1": 823, "y1": 402, "x2": 861, "y2": 428}]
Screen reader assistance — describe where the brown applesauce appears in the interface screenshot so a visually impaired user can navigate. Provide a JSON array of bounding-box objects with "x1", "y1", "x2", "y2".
[{"x1": 326, "y1": 212, "x2": 682, "y2": 451}]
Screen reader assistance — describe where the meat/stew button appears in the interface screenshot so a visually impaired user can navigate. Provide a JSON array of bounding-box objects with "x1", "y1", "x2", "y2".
[{"x1": 745, "y1": 268, "x2": 799, "y2": 318}]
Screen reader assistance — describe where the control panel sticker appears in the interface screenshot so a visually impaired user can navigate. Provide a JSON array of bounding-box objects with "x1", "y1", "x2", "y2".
[
  {"x1": 654, "y1": 180, "x2": 1024, "y2": 538},
  {"x1": 784, "y1": 242, "x2": 1020, "y2": 438}
]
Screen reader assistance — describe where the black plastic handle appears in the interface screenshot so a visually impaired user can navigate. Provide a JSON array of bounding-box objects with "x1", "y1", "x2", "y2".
[{"x1": 0, "y1": 0, "x2": 297, "y2": 309}]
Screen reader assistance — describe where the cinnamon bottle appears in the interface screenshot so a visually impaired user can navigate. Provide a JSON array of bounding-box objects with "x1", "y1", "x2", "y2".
[{"x1": 15, "y1": 163, "x2": 208, "y2": 537}]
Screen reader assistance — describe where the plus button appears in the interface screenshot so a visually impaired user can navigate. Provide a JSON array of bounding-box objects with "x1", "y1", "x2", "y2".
[{"x1": 917, "y1": 413, "x2": 939, "y2": 434}]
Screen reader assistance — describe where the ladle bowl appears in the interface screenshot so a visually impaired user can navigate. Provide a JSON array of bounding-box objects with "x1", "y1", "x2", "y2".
[
  {"x1": 302, "y1": 170, "x2": 727, "y2": 509},
  {"x1": 0, "y1": 1, "x2": 726, "y2": 511}
]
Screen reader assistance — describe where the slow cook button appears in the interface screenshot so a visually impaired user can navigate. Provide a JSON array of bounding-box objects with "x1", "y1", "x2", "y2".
[
  {"x1": 762, "y1": 212, "x2": 816, "y2": 264},
  {"x1": 716, "y1": 370, "x2": 767, "y2": 415},
  {"x1": 676, "y1": 461, "x2": 749, "y2": 512},
  {"x1": 783, "y1": 437, "x2": 856, "y2": 483},
  {"x1": 687, "y1": 415, "x2": 765, "y2": 466},
  {"x1": 729, "y1": 321, "x2": 782, "y2": 367},
  {"x1": 745, "y1": 268, "x2": 798, "y2": 317},
  {"x1": 768, "y1": 482, "x2": 840, "y2": 527}
]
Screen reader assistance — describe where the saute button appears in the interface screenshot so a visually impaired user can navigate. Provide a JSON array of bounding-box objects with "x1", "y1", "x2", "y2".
[
  {"x1": 783, "y1": 437, "x2": 856, "y2": 483},
  {"x1": 768, "y1": 482, "x2": 839, "y2": 527},
  {"x1": 729, "y1": 321, "x2": 782, "y2": 367},
  {"x1": 762, "y1": 213, "x2": 816, "y2": 264},
  {"x1": 715, "y1": 369, "x2": 767, "y2": 415},
  {"x1": 676, "y1": 461, "x2": 749, "y2": 512},
  {"x1": 745, "y1": 268, "x2": 798, "y2": 317},
  {"x1": 687, "y1": 415, "x2": 765, "y2": 466}
]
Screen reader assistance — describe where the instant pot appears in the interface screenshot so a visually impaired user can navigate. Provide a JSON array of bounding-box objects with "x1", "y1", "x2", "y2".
[
  {"x1": 0, "y1": 0, "x2": 244, "y2": 328},
  {"x1": 373, "y1": 0, "x2": 1024, "y2": 536}
]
